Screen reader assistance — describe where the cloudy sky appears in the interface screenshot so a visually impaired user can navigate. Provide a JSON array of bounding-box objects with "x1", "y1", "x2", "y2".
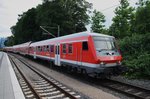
[
  {"x1": 0, "y1": 0, "x2": 138, "y2": 37},
  {"x1": 0, "y1": 0, "x2": 42, "y2": 37}
]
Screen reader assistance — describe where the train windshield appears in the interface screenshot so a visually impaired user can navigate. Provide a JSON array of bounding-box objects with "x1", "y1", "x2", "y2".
[{"x1": 93, "y1": 36, "x2": 117, "y2": 51}]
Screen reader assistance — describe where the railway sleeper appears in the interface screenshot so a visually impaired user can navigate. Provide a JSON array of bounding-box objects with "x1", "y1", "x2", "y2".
[{"x1": 41, "y1": 94, "x2": 65, "y2": 99}]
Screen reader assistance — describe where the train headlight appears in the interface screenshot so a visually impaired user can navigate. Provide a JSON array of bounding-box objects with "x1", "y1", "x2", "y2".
[{"x1": 100, "y1": 62, "x2": 105, "y2": 66}]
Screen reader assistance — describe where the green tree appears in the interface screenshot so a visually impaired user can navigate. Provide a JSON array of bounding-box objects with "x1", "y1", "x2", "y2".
[
  {"x1": 134, "y1": 0, "x2": 150, "y2": 34},
  {"x1": 109, "y1": 0, "x2": 134, "y2": 38},
  {"x1": 11, "y1": 8, "x2": 41, "y2": 44},
  {"x1": 119, "y1": 33, "x2": 150, "y2": 78},
  {"x1": 91, "y1": 10, "x2": 106, "y2": 33},
  {"x1": 7, "y1": 0, "x2": 92, "y2": 46},
  {"x1": 36, "y1": 0, "x2": 92, "y2": 36},
  {"x1": 4, "y1": 36, "x2": 15, "y2": 46}
]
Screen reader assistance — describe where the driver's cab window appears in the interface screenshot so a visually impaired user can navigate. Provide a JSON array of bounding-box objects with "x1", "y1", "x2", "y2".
[{"x1": 82, "y1": 41, "x2": 88, "y2": 50}]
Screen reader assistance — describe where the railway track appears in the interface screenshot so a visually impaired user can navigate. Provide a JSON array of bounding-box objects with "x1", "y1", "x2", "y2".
[
  {"x1": 100, "y1": 78, "x2": 150, "y2": 99},
  {"x1": 8, "y1": 54, "x2": 82, "y2": 99},
  {"x1": 8, "y1": 53, "x2": 150, "y2": 99}
]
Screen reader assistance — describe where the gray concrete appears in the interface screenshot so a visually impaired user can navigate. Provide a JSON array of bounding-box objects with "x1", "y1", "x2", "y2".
[
  {"x1": 0, "y1": 52, "x2": 25, "y2": 99},
  {"x1": 0, "y1": 52, "x2": 4, "y2": 68}
]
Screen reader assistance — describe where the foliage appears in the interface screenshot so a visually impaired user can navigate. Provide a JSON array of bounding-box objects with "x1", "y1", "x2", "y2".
[
  {"x1": 117, "y1": 0, "x2": 150, "y2": 79},
  {"x1": 6, "y1": 0, "x2": 92, "y2": 46},
  {"x1": 0, "y1": 38, "x2": 6, "y2": 48},
  {"x1": 36, "y1": 0, "x2": 92, "y2": 35},
  {"x1": 91, "y1": 10, "x2": 106, "y2": 33},
  {"x1": 109, "y1": 0, "x2": 134, "y2": 38},
  {"x1": 133, "y1": 0, "x2": 150, "y2": 34},
  {"x1": 11, "y1": 8, "x2": 41, "y2": 44},
  {"x1": 4, "y1": 36, "x2": 15, "y2": 46},
  {"x1": 119, "y1": 33, "x2": 150, "y2": 78}
]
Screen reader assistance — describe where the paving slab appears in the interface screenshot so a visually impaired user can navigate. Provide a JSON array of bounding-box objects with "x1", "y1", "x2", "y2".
[{"x1": 0, "y1": 52, "x2": 25, "y2": 99}]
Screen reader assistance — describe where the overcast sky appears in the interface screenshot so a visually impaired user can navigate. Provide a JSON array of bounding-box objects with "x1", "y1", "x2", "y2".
[{"x1": 0, "y1": 0, "x2": 138, "y2": 37}]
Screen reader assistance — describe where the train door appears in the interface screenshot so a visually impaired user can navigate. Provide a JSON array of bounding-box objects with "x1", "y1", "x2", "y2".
[
  {"x1": 55, "y1": 44, "x2": 61, "y2": 66},
  {"x1": 77, "y1": 42, "x2": 82, "y2": 66},
  {"x1": 34, "y1": 47, "x2": 36, "y2": 59}
]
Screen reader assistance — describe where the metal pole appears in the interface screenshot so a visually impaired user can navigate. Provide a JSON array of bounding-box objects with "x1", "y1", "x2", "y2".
[
  {"x1": 58, "y1": 25, "x2": 60, "y2": 37},
  {"x1": 40, "y1": 26, "x2": 56, "y2": 38}
]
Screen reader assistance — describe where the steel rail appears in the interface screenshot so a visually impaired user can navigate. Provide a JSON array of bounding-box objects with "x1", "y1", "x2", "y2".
[
  {"x1": 9, "y1": 53, "x2": 150, "y2": 99},
  {"x1": 100, "y1": 78, "x2": 150, "y2": 99},
  {"x1": 8, "y1": 55, "x2": 41, "y2": 99},
  {"x1": 9, "y1": 54, "x2": 79, "y2": 99}
]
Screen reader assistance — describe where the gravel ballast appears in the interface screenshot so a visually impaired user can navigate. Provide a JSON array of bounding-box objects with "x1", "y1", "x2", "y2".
[
  {"x1": 111, "y1": 76, "x2": 150, "y2": 90},
  {"x1": 12, "y1": 54, "x2": 150, "y2": 99},
  {"x1": 14, "y1": 55, "x2": 119, "y2": 99}
]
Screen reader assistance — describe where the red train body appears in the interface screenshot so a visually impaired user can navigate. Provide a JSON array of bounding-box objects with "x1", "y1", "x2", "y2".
[{"x1": 4, "y1": 32, "x2": 123, "y2": 77}]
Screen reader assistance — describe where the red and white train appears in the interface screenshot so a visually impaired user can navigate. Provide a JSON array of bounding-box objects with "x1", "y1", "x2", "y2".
[{"x1": 4, "y1": 32, "x2": 123, "y2": 77}]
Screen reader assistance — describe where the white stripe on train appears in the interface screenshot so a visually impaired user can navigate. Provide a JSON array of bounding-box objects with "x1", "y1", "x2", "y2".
[{"x1": 30, "y1": 54, "x2": 100, "y2": 68}]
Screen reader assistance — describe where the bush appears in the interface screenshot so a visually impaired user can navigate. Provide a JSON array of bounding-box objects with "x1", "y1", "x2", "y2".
[{"x1": 119, "y1": 33, "x2": 150, "y2": 79}]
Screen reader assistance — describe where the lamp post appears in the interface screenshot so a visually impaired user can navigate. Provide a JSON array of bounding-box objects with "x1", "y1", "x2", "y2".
[{"x1": 40, "y1": 25, "x2": 60, "y2": 38}]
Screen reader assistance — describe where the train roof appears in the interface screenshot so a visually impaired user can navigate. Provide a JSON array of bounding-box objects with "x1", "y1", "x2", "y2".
[
  {"x1": 13, "y1": 41, "x2": 32, "y2": 48},
  {"x1": 3, "y1": 46, "x2": 13, "y2": 49},
  {"x1": 30, "y1": 32, "x2": 114, "y2": 47}
]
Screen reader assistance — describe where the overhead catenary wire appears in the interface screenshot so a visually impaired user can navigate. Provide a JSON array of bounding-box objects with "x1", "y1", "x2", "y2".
[
  {"x1": 100, "y1": 4, "x2": 120, "y2": 12},
  {"x1": 100, "y1": 0, "x2": 137, "y2": 12}
]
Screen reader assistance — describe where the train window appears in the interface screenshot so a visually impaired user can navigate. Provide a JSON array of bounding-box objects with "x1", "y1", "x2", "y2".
[
  {"x1": 63, "y1": 44, "x2": 66, "y2": 54},
  {"x1": 40, "y1": 47, "x2": 42, "y2": 51},
  {"x1": 38, "y1": 46, "x2": 40, "y2": 52},
  {"x1": 58, "y1": 46, "x2": 60, "y2": 54},
  {"x1": 40, "y1": 46, "x2": 42, "y2": 51},
  {"x1": 50, "y1": 45, "x2": 54, "y2": 52},
  {"x1": 43, "y1": 46, "x2": 44, "y2": 51},
  {"x1": 82, "y1": 41, "x2": 88, "y2": 50},
  {"x1": 40, "y1": 46, "x2": 42, "y2": 52},
  {"x1": 68, "y1": 44, "x2": 73, "y2": 53},
  {"x1": 34, "y1": 47, "x2": 36, "y2": 52},
  {"x1": 29, "y1": 47, "x2": 31, "y2": 52},
  {"x1": 36, "y1": 47, "x2": 38, "y2": 51},
  {"x1": 55, "y1": 46, "x2": 57, "y2": 54},
  {"x1": 47, "y1": 45, "x2": 50, "y2": 52},
  {"x1": 44, "y1": 46, "x2": 47, "y2": 52}
]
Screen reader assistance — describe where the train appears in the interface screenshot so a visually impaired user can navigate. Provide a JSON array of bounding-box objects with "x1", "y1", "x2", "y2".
[{"x1": 4, "y1": 32, "x2": 124, "y2": 77}]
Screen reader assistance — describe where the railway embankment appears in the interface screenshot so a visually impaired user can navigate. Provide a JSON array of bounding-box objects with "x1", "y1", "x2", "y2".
[{"x1": 10, "y1": 53, "x2": 150, "y2": 99}]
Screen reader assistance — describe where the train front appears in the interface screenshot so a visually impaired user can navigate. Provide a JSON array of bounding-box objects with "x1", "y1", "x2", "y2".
[{"x1": 92, "y1": 36, "x2": 124, "y2": 77}]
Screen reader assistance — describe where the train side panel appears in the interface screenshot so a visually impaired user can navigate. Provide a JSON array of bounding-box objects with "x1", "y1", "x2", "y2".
[{"x1": 16, "y1": 32, "x2": 123, "y2": 77}]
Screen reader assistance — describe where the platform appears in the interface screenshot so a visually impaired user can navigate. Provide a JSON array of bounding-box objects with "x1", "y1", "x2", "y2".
[{"x1": 0, "y1": 52, "x2": 25, "y2": 99}]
